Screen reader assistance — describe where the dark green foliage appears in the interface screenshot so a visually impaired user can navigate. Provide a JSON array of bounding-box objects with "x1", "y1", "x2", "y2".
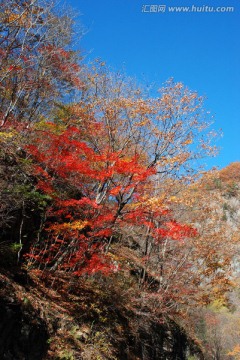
[{"x1": 0, "y1": 149, "x2": 52, "y2": 266}]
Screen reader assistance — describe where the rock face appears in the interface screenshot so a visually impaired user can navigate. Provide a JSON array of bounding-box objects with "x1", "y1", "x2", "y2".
[
  {"x1": 133, "y1": 323, "x2": 186, "y2": 359},
  {"x1": 0, "y1": 274, "x2": 48, "y2": 360},
  {"x1": 115, "y1": 318, "x2": 203, "y2": 360}
]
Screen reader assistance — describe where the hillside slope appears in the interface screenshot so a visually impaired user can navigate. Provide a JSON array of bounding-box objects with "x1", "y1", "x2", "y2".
[{"x1": 0, "y1": 268, "x2": 203, "y2": 360}]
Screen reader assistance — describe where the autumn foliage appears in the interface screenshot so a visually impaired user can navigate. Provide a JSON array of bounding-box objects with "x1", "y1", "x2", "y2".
[
  {"x1": 0, "y1": 1, "x2": 239, "y2": 339},
  {"x1": 25, "y1": 122, "x2": 195, "y2": 278}
]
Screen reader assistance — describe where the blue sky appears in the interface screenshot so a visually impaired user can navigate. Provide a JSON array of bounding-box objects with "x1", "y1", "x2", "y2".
[{"x1": 68, "y1": 0, "x2": 239, "y2": 169}]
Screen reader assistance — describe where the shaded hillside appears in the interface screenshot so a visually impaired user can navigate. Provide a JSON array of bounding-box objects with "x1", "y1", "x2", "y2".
[{"x1": 0, "y1": 268, "x2": 203, "y2": 360}]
